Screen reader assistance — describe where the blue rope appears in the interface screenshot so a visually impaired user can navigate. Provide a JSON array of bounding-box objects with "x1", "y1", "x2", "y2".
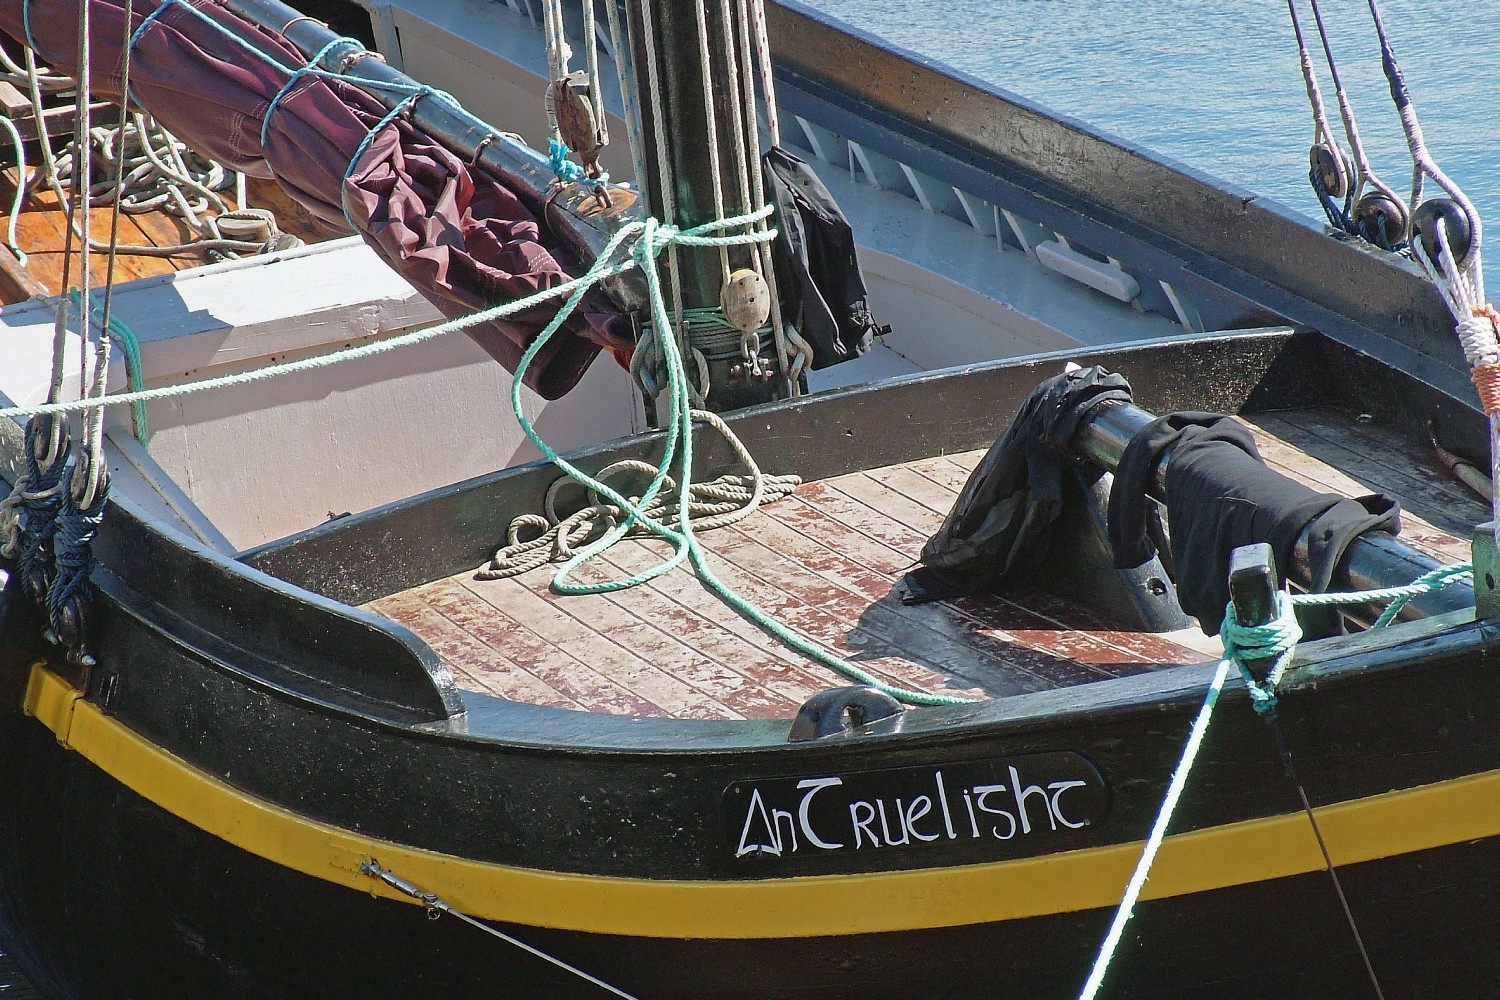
[
  {"x1": 20, "y1": 0, "x2": 39, "y2": 55},
  {"x1": 124, "y1": 0, "x2": 177, "y2": 110},
  {"x1": 1219, "y1": 590, "x2": 1303, "y2": 714},
  {"x1": 123, "y1": 0, "x2": 494, "y2": 231},
  {"x1": 340, "y1": 95, "x2": 418, "y2": 227},
  {"x1": 1076, "y1": 656, "x2": 1233, "y2": 1000},
  {"x1": 11, "y1": 420, "x2": 70, "y2": 607},
  {"x1": 548, "y1": 138, "x2": 609, "y2": 190},
  {"x1": 45, "y1": 470, "x2": 107, "y2": 654},
  {"x1": 259, "y1": 35, "x2": 364, "y2": 148}
]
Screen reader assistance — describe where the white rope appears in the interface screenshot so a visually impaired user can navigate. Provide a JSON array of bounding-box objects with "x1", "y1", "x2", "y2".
[
  {"x1": 1304, "y1": 0, "x2": 1402, "y2": 213},
  {"x1": 733, "y1": 0, "x2": 810, "y2": 387},
  {"x1": 0, "y1": 203, "x2": 774, "y2": 425},
  {"x1": 581, "y1": 0, "x2": 607, "y2": 148},
  {"x1": 21, "y1": 58, "x2": 283, "y2": 261},
  {"x1": 540, "y1": 0, "x2": 570, "y2": 93},
  {"x1": 748, "y1": 0, "x2": 780, "y2": 147},
  {"x1": 480, "y1": 456, "x2": 800, "y2": 580},
  {"x1": 0, "y1": 43, "x2": 70, "y2": 92},
  {"x1": 0, "y1": 115, "x2": 30, "y2": 264},
  {"x1": 692, "y1": 0, "x2": 732, "y2": 286},
  {"x1": 1361, "y1": 0, "x2": 1480, "y2": 255},
  {"x1": 1286, "y1": 0, "x2": 1350, "y2": 195},
  {"x1": 602, "y1": 0, "x2": 649, "y2": 196}
]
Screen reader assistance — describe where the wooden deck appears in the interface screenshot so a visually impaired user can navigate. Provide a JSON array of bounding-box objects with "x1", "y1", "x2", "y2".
[
  {"x1": 368, "y1": 406, "x2": 1486, "y2": 721},
  {"x1": 0, "y1": 166, "x2": 337, "y2": 303}
]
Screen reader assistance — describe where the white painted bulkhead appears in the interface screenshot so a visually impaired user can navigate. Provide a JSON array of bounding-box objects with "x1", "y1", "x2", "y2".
[{"x1": 3, "y1": 0, "x2": 1190, "y2": 553}]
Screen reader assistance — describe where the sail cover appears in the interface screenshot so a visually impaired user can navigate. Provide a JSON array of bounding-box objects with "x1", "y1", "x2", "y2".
[{"x1": 1, "y1": 0, "x2": 629, "y2": 398}]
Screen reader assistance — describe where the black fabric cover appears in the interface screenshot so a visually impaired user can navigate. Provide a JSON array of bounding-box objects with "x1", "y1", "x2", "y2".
[
  {"x1": 762, "y1": 145, "x2": 882, "y2": 369},
  {"x1": 902, "y1": 366, "x2": 1134, "y2": 604},
  {"x1": 1107, "y1": 413, "x2": 1402, "y2": 635}
]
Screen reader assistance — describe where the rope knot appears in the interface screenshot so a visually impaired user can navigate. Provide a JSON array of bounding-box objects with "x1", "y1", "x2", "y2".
[{"x1": 1219, "y1": 591, "x2": 1302, "y2": 714}]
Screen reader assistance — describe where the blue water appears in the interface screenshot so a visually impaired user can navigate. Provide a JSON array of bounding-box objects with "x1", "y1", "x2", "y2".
[{"x1": 813, "y1": 0, "x2": 1500, "y2": 288}]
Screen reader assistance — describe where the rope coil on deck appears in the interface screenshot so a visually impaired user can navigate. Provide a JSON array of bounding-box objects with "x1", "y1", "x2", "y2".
[{"x1": 481, "y1": 455, "x2": 801, "y2": 581}]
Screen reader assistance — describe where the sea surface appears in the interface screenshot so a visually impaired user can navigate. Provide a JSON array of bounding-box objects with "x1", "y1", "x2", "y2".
[{"x1": 814, "y1": 0, "x2": 1500, "y2": 290}]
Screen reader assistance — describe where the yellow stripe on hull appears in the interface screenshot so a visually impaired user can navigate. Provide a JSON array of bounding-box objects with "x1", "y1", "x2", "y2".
[{"x1": 22, "y1": 664, "x2": 1500, "y2": 939}]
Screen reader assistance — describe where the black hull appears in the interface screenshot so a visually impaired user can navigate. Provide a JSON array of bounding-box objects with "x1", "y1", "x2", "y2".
[
  {"x1": 3, "y1": 334, "x2": 1499, "y2": 998},
  {"x1": 3, "y1": 702, "x2": 1499, "y2": 1000}
]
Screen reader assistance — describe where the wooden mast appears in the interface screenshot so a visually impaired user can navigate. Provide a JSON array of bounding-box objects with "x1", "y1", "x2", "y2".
[{"x1": 626, "y1": 0, "x2": 785, "y2": 411}]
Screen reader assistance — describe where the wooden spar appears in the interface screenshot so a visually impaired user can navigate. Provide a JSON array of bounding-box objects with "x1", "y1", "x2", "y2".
[
  {"x1": 1073, "y1": 402, "x2": 1473, "y2": 623},
  {"x1": 625, "y1": 0, "x2": 785, "y2": 411},
  {"x1": 222, "y1": 0, "x2": 639, "y2": 298}
]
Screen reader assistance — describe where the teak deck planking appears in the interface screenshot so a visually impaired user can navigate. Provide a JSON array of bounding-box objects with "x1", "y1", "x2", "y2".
[{"x1": 369, "y1": 405, "x2": 1482, "y2": 721}]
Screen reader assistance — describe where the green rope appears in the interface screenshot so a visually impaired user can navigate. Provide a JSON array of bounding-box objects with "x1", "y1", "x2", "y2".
[
  {"x1": 67, "y1": 289, "x2": 149, "y2": 444},
  {"x1": 0, "y1": 242, "x2": 654, "y2": 424},
  {"x1": 1080, "y1": 557, "x2": 1472, "y2": 997},
  {"x1": 1226, "y1": 561, "x2": 1472, "y2": 713},
  {"x1": 504, "y1": 210, "x2": 975, "y2": 708}
]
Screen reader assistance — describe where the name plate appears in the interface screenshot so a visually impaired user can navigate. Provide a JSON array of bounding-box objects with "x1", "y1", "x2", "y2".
[{"x1": 723, "y1": 752, "x2": 1108, "y2": 862}]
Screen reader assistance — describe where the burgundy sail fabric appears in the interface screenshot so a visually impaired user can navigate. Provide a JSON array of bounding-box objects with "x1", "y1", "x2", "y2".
[{"x1": 1, "y1": 0, "x2": 627, "y2": 397}]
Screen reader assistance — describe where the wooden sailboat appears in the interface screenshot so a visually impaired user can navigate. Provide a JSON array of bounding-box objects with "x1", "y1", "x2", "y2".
[{"x1": 1, "y1": 1, "x2": 1497, "y2": 998}]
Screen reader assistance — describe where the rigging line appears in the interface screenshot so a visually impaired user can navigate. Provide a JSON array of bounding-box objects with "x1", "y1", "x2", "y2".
[
  {"x1": 1304, "y1": 0, "x2": 1403, "y2": 214},
  {"x1": 358, "y1": 861, "x2": 644, "y2": 1000},
  {"x1": 1261, "y1": 708, "x2": 1388, "y2": 1000},
  {"x1": 1286, "y1": 0, "x2": 1342, "y2": 157},
  {"x1": 635, "y1": 0, "x2": 688, "y2": 391},
  {"x1": 0, "y1": 116, "x2": 29, "y2": 264},
  {"x1": 540, "y1": 0, "x2": 566, "y2": 106},
  {"x1": 1362, "y1": 0, "x2": 1480, "y2": 258},
  {"x1": 692, "y1": 0, "x2": 732, "y2": 285},
  {"x1": 747, "y1": 0, "x2": 779, "y2": 147},
  {"x1": 715, "y1": 0, "x2": 768, "y2": 377},
  {"x1": 732, "y1": 0, "x2": 796, "y2": 387},
  {"x1": 72, "y1": 0, "x2": 95, "y2": 424},
  {"x1": 582, "y1": 0, "x2": 606, "y2": 147},
  {"x1": 86, "y1": 0, "x2": 139, "y2": 498},
  {"x1": 603, "y1": 0, "x2": 649, "y2": 206},
  {"x1": 1286, "y1": 0, "x2": 1354, "y2": 230},
  {"x1": 1077, "y1": 658, "x2": 1233, "y2": 1000}
]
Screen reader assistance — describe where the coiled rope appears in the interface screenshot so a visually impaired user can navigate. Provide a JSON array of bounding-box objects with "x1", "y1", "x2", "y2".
[{"x1": 496, "y1": 209, "x2": 976, "y2": 707}]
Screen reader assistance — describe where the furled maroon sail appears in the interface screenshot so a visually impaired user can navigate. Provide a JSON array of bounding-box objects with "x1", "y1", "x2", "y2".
[{"x1": 0, "y1": 0, "x2": 628, "y2": 398}]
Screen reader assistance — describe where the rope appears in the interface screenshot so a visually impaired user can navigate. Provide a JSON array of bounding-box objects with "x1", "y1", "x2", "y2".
[
  {"x1": 602, "y1": 0, "x2": 648, "y2": 204},
  {"x1": 1362, "y1": 0, "x2": 1479, "y2": 248},
  {"x1": 122, "y1": 0, "x2": 532, "y2": 213},
  {"x1": 359, "y1": 860, "x2": 643, "y2": 1000},
  {"x1": 19, "y1": 49, "x2": 277, "y2": 260},
  {"x1": 0, "y1": 114, "x2": 29, "y2": 264},
  {"x1": 732, "y1": 0, "x2": 808, "y2": 388},
  {"x1": 481, "y1": 463, "x2": 800, "y2": 580},
  {"x1": 1411, "y1": 215, "x2": 1500, "y2": 529},
  {"x1": 492, "y1": 209, "x2": 974, "y2": 708},
  {"x1": 0, "y1": 196, "x2": 736, "y2": 424},
  {"x1": 634, "y1": 0, "x2": 688, "y2": 366},
  {"x1": 0, "y1": 419, "x2": 69, "y2": 606},
  {"x1": 1299, "y1": 0, "x2": 1407, "y2": 246},
  {"x1": 67, "y1": 288, "x2": 150, "y2": 444},
  {"x1": 1078, "y1": 559, "x2": 1473, "y2": 997},
  {"x1": 1076, "y1": 656, "x2": 1232, "y2": 1000},
  {"x1": 631, "y1": 305, "x2": 763, "y2": 401}
]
